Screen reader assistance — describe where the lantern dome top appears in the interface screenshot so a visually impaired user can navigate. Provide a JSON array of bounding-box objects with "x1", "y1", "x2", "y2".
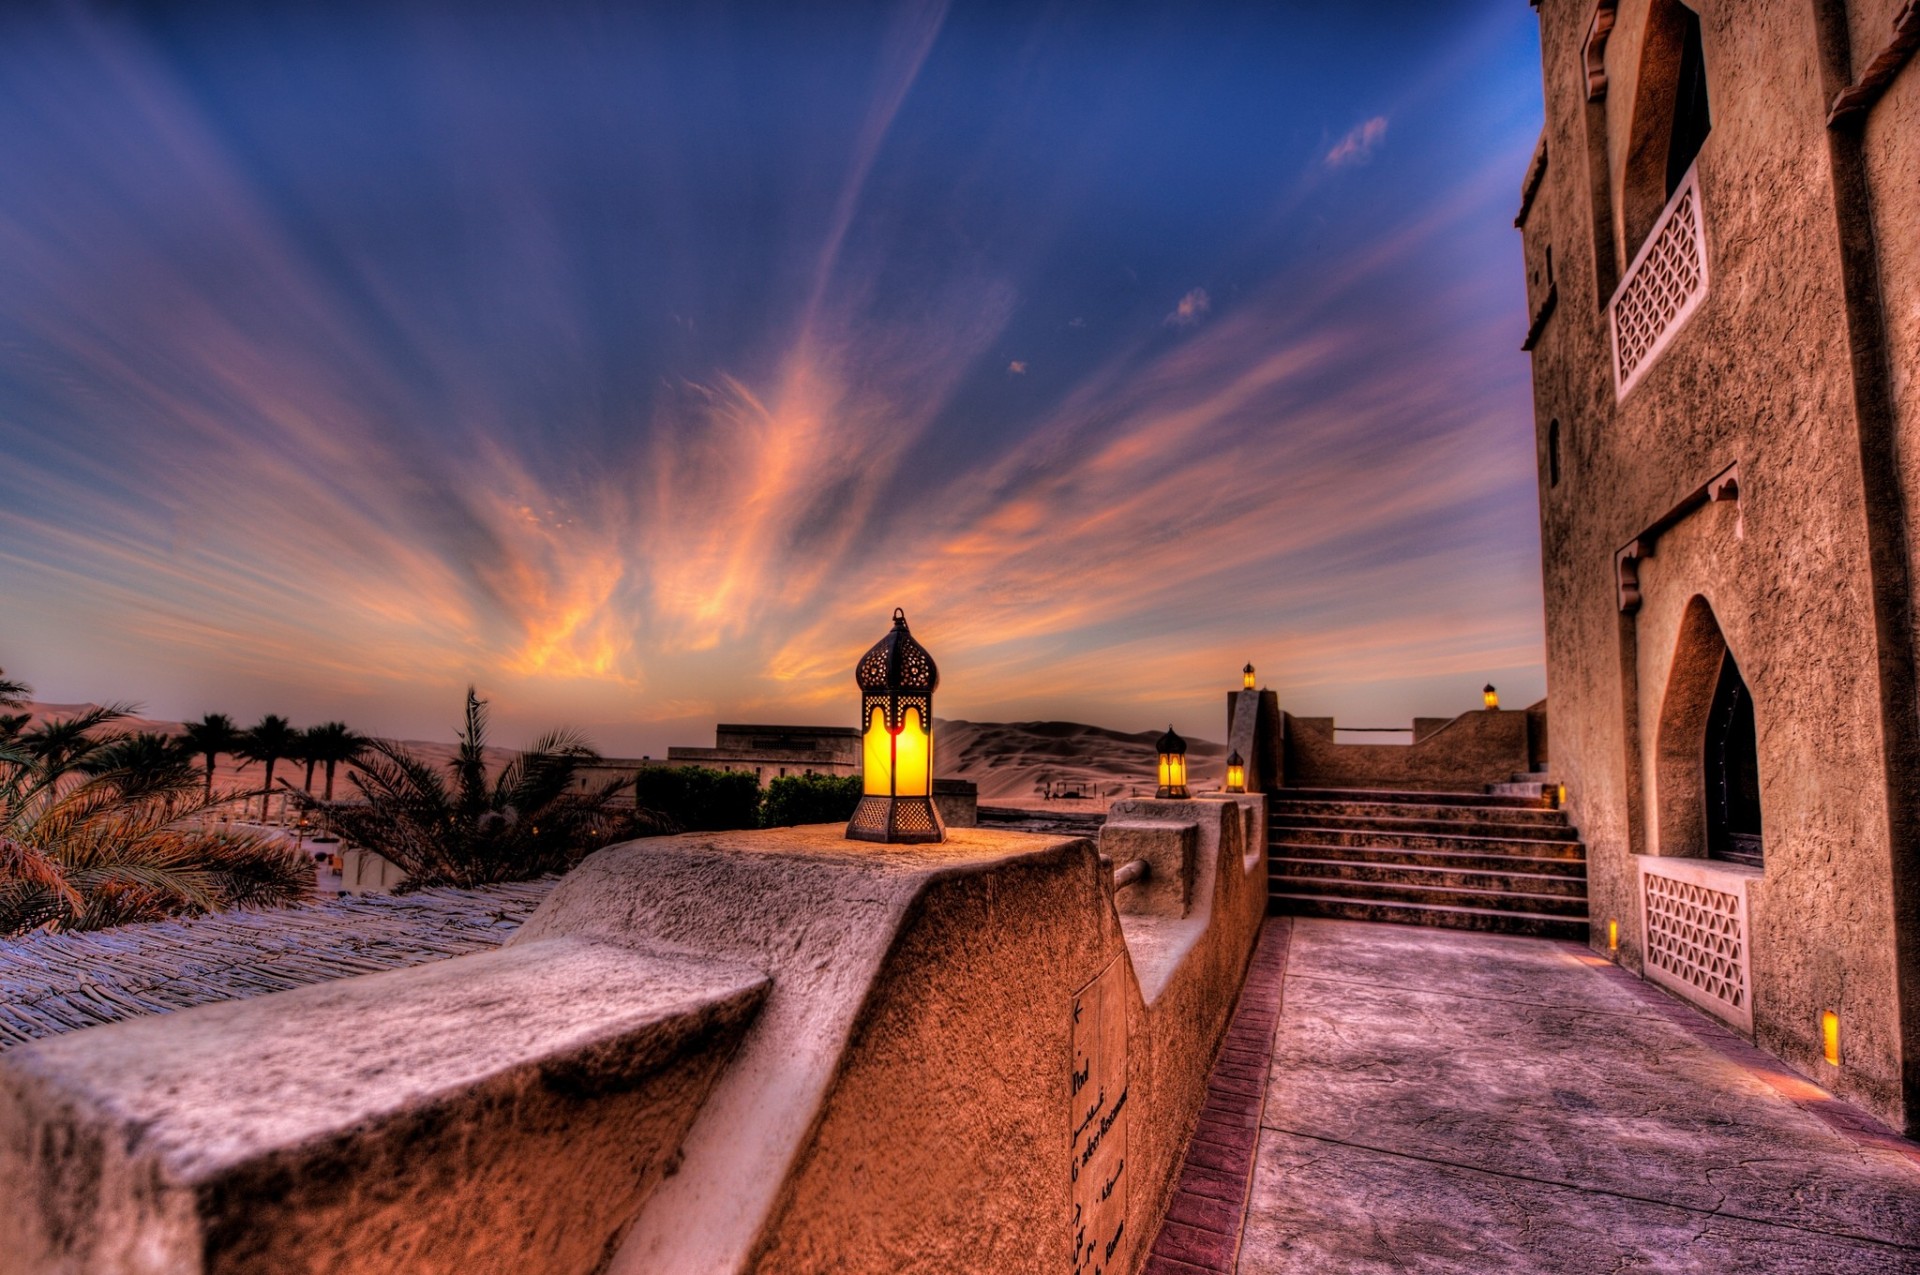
[
  {"x1": 1156, "y1": 724, "x2": 1187, "y2": 755},
  {"x1": 1227, "y1": 749, "x2": 1243, "y2": 766},
  {"x1": 1484, "y1": 683, "x2": 1496, "y2": 692},
  {"x1": 1243, "y1": 663, "x2": 1255, "y2": 675},
  {"x1": 856, "y1": 608, "x2": 939, "y2": 695}
]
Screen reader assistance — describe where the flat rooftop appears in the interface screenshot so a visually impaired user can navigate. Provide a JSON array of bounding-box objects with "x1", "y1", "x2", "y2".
[{"x1": 0, "y1": 879, "x2": 556, "y2": 1051}]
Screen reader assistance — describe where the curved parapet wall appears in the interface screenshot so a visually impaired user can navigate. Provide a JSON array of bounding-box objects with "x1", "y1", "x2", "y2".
[{"x1": 0, "y1": 799, "x2": 1266, "y2": 1274}]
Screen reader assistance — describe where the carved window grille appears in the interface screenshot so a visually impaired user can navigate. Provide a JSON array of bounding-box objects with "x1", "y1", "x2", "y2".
[
  {"x1": 1640, "y1": 861, "x2": 1752, "y2": 1033},
  {"x1": 1611, "y1": 164, "x2": 1708, "y2": 400}
]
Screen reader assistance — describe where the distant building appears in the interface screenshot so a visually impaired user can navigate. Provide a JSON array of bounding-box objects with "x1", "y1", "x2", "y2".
[
  {"x1": 665, "y1": 724, "x2": 861, "y2": 785},
  {"x1": 1519, "y1": 0, "x2": 1920, "y2": 1130}
]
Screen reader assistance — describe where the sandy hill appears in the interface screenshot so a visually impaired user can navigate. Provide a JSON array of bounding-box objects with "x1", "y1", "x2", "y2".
[{"x1": 936, "y1": 718, "x2": 1226, "y2": 804}]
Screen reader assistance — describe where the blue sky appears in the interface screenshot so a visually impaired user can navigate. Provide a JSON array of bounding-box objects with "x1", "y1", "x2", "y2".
[{"x1": 0, "y1": 0, "x2": 1547, "y2": 752}]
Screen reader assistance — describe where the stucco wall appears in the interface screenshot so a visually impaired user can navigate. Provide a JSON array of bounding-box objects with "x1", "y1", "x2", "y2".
[
  {"x1": 1522, "y1": 0, "x2": 1919, "y2": 1127},
  {"x1": 0, "y1": 813, "x2": 1268, "y2": 1273},
  {"x1": 1281, "y1": 709, "x2": 1533, "y2": 792}
]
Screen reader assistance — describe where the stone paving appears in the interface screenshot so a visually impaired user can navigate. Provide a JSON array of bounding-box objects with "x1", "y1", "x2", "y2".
[{"x1": 1232, "y1": 919, "x2": 1920, "y2": 1273}]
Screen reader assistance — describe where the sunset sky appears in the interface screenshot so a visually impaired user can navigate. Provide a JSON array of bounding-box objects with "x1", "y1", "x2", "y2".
[{"x1": 0, "y1": 0, "x2": 1548, "y2": 755}]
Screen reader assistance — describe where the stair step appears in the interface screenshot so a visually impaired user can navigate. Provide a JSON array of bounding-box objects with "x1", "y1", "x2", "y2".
[
  {"x1": 1267, "y1": 843, "x2": 1588, "y2": 877},
  {"x1": 1269, "y1": 857, "x2": 1589, "y2": 898},
  {"x1": 1269, "y1": 893, "x2": 1589, "y2": 940},
  {"x1": 1269, "y1": 812, "x2": 1580, "y2": 841},
  {"x1": 1269, "y1": 874, "x2": 1589, "y2": 916},
  {"x1": 1269, "y1": 827, "x2": 1587, "y2": 858},
  {"x1": 1274, "y1": 786, "x2": 1551, "y2": 810},
  {"x1": 1269, "y1": 798, "x2": 1570, "y2": 829}
]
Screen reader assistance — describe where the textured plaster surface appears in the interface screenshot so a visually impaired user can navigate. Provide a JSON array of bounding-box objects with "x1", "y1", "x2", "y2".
[
  {"x1": 514, "y1": 813, "x2": 1265, "y2": 1275},
  {"x1": 1103, "y1": 819, "x2": 1198, "y2": 917},
  {"x1": 1237, "y1": 920, "x2": 1920, "y2": 1273},
  {"x1": 1524, "y1": 0, "x2": 1919, "y2": 1127},
  {"x1": 1281, "y1": 711, "x2": 1533, "y2": 792},
  {"x1": 0, "y1": 937, "x2": 767, "y2": 1274}
]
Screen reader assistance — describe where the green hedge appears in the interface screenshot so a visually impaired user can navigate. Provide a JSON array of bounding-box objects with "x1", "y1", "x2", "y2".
[
  {"x1": 761, "y1": 773, "x2": 863, "y2": 827},
  {"x1": 632, "y1": 765, "x2": 764, "y2": 832}
]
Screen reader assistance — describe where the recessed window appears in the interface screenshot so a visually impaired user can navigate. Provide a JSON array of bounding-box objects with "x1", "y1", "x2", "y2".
[
  {"x1": 1548, "y1": 419, "x2": 1562, "y2": 487},
  {"x1": 1667, "y1": 7, "x2": 1711, "y2": 199}
]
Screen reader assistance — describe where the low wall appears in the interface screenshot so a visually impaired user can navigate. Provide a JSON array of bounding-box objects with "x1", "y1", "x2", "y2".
[
  {"x1": 1283, "y1": 708, "x2": 1534, "y2": 792},
  {"x1": 0, "y1": 802, "x2": 1267, "y2": 1274}
]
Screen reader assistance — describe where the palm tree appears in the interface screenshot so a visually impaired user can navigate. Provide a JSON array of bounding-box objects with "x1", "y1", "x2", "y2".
[
  {"x1": 0, "y1": 715, "x2": 311, "y2": 936},
  {"x1": 80, "y1": 732, "x2": 198, "y2": 800},
  {"x1": 323, "y1": 688, "x2": 650, "y2": 888},
  {"x1": 0, "y1": 667, "x2": 29, "y2": 709},
  {"x1": 294, "y1": 731, "x2": 319, "y2": 796},
  {"x1": 303, "y1": 722, "x2": 368, "y2": 802},
  {"x1": 19, "y1": 705, "x2": 131, "y2": 773},
  {"x1": 181, "y1": 713, "x2": 242, "y2": 802},
  {"x1": 237, "y1": 715, "x2": 301, "y2": 821}
]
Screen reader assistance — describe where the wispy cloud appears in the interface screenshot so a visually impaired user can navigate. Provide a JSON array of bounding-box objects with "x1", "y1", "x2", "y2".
[
  {"x1": 0, "y1": 4, "x2": 1546, "y2": 750},
  {"x1": 1326, "y1": 115, "x2": 1389, "y2": 167},
  {"x1": 1163, "y1": 288, "x2": 1211, "y2": 328}
]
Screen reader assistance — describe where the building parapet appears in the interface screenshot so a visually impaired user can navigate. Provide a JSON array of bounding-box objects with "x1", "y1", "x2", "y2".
[{"x1": 0, "y1": 804, "x2": 1267, "y2": 1273}]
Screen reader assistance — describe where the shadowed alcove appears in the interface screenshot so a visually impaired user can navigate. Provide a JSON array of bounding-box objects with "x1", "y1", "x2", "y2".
[
  {"x1": 1654, "y1": 595, "x2": 1762, "y2": 865},
  {"x1": 1620, "y1": 0, "x2": 1713, "y2": 258}
]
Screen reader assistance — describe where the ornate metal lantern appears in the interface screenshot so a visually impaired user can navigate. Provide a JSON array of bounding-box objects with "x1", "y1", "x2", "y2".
[
  {"x1": 1242, "y1": 663, "x2": 1256, "y2": 690},
  {"x1": 1155, "y1": 725, "x2": 1189, "y2": 800},
  {"x1": 1483, "y1": 683, "x2": 1499, "y2": 711},
  {"x1": 846, "y1": 608, "x2": 944, "y2": 844},
  {"x1": 1224, "y1": 749, "x2": 1246, "y2": 794}
]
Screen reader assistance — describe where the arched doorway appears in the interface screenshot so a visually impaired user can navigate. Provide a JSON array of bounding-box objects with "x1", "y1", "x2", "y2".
[
  {"x1": 1654, "y1": 595, "x2": 1764, "y2": 864},
  {"x1": 1705, "y1": 651, "x2": 1763, "y2": 867}
]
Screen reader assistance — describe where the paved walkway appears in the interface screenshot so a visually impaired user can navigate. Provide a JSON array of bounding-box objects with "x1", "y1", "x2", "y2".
[{"x1": 1229, "y1": 919, "x2": 1920, "y2": 1273}]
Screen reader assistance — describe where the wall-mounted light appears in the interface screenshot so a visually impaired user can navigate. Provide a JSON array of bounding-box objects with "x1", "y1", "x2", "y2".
[
  {"x1": 1608, "y1": 919, "x2": 1619, "y2": 953},
  {"x1": 1243, "y1": 663, "x2": 1256, "y2": 690},
  {"x1": 846, "y1": 608, "x2": 945, "y2": 845},
  {"x1": 1822, "y1": 1011, "x2": 1841, "y2": 1067},
  {"x1": 1555, "y1": 782, "x2": 1568, "y2": 808},
  {"x1": 1225, "y1": 750, "x2": 1246, "y2": 794},
  {"x1": 1483, "y1": 683, "x2": 1500, "y2": 711},
  {"x1": 1156, "y1": 726, "x2": 1189, "y2": 800}
]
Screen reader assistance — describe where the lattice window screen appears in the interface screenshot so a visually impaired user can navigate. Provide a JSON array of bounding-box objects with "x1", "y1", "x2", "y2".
[
  {"x1": 1643, "y1": 869, "x2": 1749, "y2": 1026},
  {"x1": 1611, "y1": 169, "x2": 1707, "y2": 398}
]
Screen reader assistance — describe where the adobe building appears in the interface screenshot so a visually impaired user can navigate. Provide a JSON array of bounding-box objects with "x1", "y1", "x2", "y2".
[
  {"x1": 664, "y1": 723, "x2": 861, "y2": 783},
  {"x1": 1517, "y1": 0, "x2": 1920, "y2": 1127}
]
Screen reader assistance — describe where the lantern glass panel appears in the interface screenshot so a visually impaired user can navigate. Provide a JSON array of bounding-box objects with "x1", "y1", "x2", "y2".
[
  {"x1": 863, "y1": 707, "x2": 891, "y2": 796},
  {"x1": 862, "y1": 705, "x2": 933, "y2": 797},
  {"x1": 1159, "y1": 752, "x2": 1187, "y2": 791}
]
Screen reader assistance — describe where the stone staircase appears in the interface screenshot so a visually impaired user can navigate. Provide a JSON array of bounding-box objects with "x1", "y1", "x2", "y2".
[{"x1": 1267, "y1": 787, "x2": 1588, "y2": 939}]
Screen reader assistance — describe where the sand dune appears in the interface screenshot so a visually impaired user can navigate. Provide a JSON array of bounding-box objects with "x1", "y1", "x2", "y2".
[{"x1": 936, "y1": 718, "x2": 1227, "y2": 804}]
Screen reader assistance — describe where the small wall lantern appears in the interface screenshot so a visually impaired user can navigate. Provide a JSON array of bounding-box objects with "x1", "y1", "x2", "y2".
[
  {"x1": 846, "y1": 608, "x2": 945, "y2": 844},
  {"x1": 1822, "y1": 1011, "x2": 1841, "y2": 1067},
  {"x1": 1243, "y1": 663, "x2": 1256, "y2": 690},
  {"x1": 1224, "y1": 749, "x2": 1246, "y2": 794},
  {"x1": 1607, "y1": 919, "x2": 1619, "y2": 954},
  {"x1": 1156, "y1": 725, "x2": 1189, "y2": 799},
  {"x1": 1483, "y1": 683, "x2": 1500, "y2": 711}
]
